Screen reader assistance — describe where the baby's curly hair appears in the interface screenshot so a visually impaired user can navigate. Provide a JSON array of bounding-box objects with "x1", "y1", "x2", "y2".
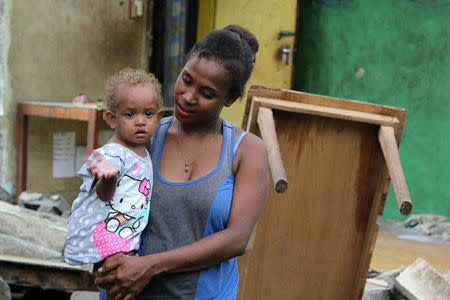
[{"x1": 105, "y1": 68, "x2": 163, "y2": 111}]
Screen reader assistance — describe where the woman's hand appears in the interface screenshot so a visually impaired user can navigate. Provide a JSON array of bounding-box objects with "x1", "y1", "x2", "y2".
[
  {"x1": 88, "y1": 151, "x2": 119, "y2": 180},
  {"x1": 94, "y1": 253, "x2": 154, "y2": 300}
]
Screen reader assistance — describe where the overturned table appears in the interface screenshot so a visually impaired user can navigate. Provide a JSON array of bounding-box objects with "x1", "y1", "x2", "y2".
[{"x1": 237, "y1": 86, "x2": 412, "y2": 300}]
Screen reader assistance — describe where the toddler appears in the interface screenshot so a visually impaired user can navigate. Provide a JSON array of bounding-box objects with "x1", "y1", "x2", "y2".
[{"x1": 64, "y1": 68, "x2": 163, "y2": 265}]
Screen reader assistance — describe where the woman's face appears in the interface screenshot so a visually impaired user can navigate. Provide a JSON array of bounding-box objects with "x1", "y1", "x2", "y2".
[{"x1": 174, "y1": 56, "x2": 237, "y2": 127}]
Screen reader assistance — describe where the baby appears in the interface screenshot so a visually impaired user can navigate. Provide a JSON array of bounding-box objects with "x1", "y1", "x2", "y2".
[{"x1": 64, "y1": 68, "x2": 163, "y2": 265}]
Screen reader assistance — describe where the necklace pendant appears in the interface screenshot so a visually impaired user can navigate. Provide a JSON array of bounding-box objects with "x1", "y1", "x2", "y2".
[{"x1": 184, "y1": 162, "x2": 189, "y2": 172}]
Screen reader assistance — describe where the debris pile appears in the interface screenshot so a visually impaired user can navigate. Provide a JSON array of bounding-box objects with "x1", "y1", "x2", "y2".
[
  {"x1": 0, "y1": 192, "x2": 70, "y2": 260},
  {"x1": 402, "y1": 214, "x2": 450, "y2": 244},
  {"x1": 364, "y1": 258, "x2": 450, "y2": 300},
  {"x1": 17, "y1": 191, "x2": 71, "y2": 219},
  {"x1": 378, "y1": 214, "x2": 450, "y2": 244},
  {"x1": 364, "y1": 215, "x2": 450, "y2": 299}
]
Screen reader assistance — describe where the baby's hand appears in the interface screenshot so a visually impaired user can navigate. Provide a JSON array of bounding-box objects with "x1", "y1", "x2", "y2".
[{"x1": 88, "y1": 151, "x2": 119, "y2": 180}]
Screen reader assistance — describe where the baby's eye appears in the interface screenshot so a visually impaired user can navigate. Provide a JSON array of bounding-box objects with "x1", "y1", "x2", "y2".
[
  {"x1": 145, "y1": 111, "x2": 154, "y2": 117},
  {"x1": 125, "y1": 112, "x2": 133, "y2": 117}
]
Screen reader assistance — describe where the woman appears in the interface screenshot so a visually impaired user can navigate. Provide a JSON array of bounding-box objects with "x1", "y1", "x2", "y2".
[{"x1": 95, "y1": 24, "x2": 269, "y2": 300}]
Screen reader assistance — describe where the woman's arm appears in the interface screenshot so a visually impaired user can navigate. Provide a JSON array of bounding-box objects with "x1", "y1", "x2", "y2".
[{"x1": 94, "y1": 133, "x2": 269, "y2": 299}]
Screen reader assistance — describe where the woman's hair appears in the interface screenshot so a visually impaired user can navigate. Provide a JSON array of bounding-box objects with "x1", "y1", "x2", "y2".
[
  {"x1": 186, "y1": 24, "x2": 259, "y2": 96},
  {"x1": 105, "y1": 68, "x2": 163, "y2": 111}
]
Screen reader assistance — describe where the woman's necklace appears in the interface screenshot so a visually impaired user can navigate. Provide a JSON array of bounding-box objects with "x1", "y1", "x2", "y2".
[{"x1": 176, "y1": 120, "x2": 222, "y2": 172}]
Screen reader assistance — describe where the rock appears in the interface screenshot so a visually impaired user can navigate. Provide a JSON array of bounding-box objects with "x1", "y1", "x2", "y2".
[
  {"x1": 0, "y1": 276, "x2": 11, "y2": 300},
  {"x1": 18, "y1": 191, "x2": 70, "y2": 216},
  {"x1": 395, "y1": 258, "x2": 450, "y2": 300}
]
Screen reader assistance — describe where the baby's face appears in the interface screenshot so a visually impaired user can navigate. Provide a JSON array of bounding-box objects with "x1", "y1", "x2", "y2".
[{"x1": 112, "y1": 83, "x2": 162, "y2": 148}]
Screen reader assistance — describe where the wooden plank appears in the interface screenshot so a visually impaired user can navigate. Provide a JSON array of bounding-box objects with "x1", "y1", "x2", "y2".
[
  {"x1": 0, "y1": 255, "x2": 97, "y2": 291},
  {"x1": 246, "y1": 96, "x2": 260, "y2": 133},
  {"x1": 21, "y1": 103, "x2": 92, "y2": 121},
  {"x1": 352, "y1": 161, "x2": 387, "y2": 299},
  {"x1": 244, "y1": 86, "x2": 407, "y2": 143},
  {"x1": 254, "y1": 97, "x2": 400, "y2": 127}
]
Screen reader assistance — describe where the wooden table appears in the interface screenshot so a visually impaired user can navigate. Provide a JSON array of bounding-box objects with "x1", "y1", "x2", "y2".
[
  {"x1": 16, "y1": 102, "x2": 104, "y2": 200},
  {"x1": 237, "y1": 86, "x2": 410, "y2": 300}
]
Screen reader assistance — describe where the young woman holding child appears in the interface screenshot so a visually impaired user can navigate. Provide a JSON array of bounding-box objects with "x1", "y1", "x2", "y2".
[{"x1": 94, "y1": 24, "x2": 269, "y2": 300}]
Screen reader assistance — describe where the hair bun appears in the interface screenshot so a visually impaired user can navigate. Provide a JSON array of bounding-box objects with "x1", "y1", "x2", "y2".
[{"x1": 222, "y1": 24, "x2": 259, "y2": 55}]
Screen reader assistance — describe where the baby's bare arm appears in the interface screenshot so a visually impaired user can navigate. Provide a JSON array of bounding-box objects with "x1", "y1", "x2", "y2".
[{"x1": 88, "y1": 151, "x2": 118, "y2": 202}]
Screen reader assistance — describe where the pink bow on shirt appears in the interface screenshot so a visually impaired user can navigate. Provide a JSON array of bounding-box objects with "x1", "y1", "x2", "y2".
[{"x1": 139, "y1": 179, "x2": 150, "y2": 196}]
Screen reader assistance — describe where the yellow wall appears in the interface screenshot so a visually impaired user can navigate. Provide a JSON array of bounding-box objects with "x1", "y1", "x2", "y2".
[
  {"x1": 198, "y1": 0, "x2": 298, "y2": 126},
  {"x1": 196, "y1": 0, "x2": 216, "y2": 40}
]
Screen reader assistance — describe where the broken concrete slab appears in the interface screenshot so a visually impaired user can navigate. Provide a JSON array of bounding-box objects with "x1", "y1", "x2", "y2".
[
  {"x1": 395, "y1": 258, "x2": 450, "y2": 300},
  {"x1": 0, "y1": 201, "x2": 66, "y2": 256},
  {"x1": 18, "y1": 191, "x2": 70, "y2": 216},
  {"x1": 0, "y1": 233, "x2": 61, "y2": 259}
]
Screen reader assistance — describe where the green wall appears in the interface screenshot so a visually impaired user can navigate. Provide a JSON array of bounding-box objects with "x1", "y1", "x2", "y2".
[{"x1": 293, "y1": 0, "x2": 450, "y2": 219}]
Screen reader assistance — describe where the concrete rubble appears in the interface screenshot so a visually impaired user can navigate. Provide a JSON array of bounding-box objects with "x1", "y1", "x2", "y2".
[
  {"x1": 363, "y1": 268, "x2": 404, "y2": 300},
  {"x1": 364, "y1": 257, "x2": 450, "y2": 299},
  {"x1": 363, "y1": 215, "x2": 450, "y2": 299},
  {"x1": 378, "y1": 214, "x2": 450, "y2": 244},
  {"x1": 18, "y1": 191, "x2": 71, "y2": 219},
  {"x1": 0, "y1": 192, "x2": 93, "y2": 299},
  {"x1": 0, "y1": 200, "x2": 67, "y2": 259},
  {"x1": 395, "y1": 258, "x2": 450, "y2": 300}
]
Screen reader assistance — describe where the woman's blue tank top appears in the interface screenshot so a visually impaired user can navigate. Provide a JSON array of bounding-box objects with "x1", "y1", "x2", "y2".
[{"x1": 138, "y1": 116, "x2": 246, "y2": 300}]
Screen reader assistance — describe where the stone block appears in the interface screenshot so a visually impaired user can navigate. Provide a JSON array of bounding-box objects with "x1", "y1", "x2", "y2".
[{"x1": 395, "y1": 258, "x2": 450, "y2": 300}]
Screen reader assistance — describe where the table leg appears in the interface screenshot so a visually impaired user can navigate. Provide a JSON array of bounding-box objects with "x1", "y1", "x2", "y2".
[
  {"x1": 86, "y1": 110, "x2": 100, "y2": 158},
  {"x1": 16, "y1": 105, "x2": 28, "y2": 201}
]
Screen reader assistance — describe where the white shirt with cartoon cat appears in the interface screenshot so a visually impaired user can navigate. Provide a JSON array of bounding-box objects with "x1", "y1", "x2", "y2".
[{"x1": 64, "y1": 143, "x2": 152, "y2": 265}]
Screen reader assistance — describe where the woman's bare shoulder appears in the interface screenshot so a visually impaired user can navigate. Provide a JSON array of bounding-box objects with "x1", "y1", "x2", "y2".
[{"x1": 233, "y1": 126, "x2": 267, "y2": 169}]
